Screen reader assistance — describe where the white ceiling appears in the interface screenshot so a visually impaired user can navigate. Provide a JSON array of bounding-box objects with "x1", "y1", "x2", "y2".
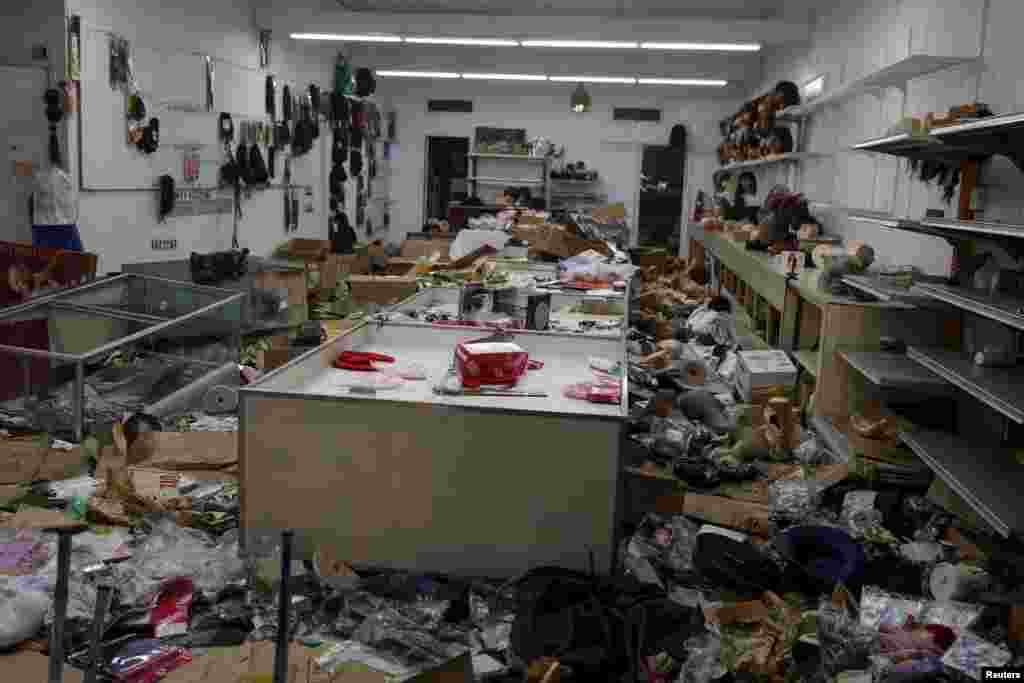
[{"x1": 335, "y1": 0, "x2": 816, "y2": 20}]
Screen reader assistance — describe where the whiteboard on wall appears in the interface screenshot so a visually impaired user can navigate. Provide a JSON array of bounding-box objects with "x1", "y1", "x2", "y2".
[{"x1": 0, "y1": 65, "x2": 47, "y2": 243}]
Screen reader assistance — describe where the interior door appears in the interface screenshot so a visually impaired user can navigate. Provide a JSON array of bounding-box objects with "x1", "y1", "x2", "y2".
[{"x1": 0, "y1": 66, "x2": 48, "y2": 244}]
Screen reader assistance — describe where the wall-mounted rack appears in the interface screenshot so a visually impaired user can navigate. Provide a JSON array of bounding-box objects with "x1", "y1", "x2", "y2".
[
  {"x1": 777, "y1": 55, "x2": 980, "y2": 121},
  {"x1": 718, "y1": 152, "x2": 824, "y2": 173}
]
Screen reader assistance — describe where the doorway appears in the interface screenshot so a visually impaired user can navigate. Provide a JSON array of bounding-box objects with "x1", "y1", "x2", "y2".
[
  {"x1": 424, "y1": 136, "x2": 470, "y2": 224},
  {"x1": 637, "y1": 144, "x2": 686, "y2": 253}
]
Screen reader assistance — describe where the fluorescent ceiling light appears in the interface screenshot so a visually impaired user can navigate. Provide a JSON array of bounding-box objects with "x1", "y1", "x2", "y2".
[
  {"x1": 405, "y1": 36, "x2": 519, "y2": 47},
  {"x1": 461, "y1": 73, "x2": 548, "y2": 81},
  {"x1": 376, "y1": 70, "x2": 461, "y2": 79},
  {"x1": 520, "y1": 40, "x2": 638, "y2": 49},
  {"x1": 549, "y1": 75, "x2": 637, "y2": 84},
  {"x1": 290, "y1": 33, "x2": 402, "y2": 43},
  {"x1": 638, "y1": 78, "x2": 728, "y2": 86},
  {"x1": 640, "y1": 41, "x2": 761, "y2": 52}
]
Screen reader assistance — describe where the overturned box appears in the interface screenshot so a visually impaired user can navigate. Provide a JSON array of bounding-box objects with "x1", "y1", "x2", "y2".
[{"x1": 239, "y1": 319, "x2": 627, "y2": 576}]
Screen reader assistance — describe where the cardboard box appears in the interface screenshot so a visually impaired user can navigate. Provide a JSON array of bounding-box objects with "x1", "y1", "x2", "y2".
[
  {"x1": 656, "y1": 493, "x2": 771, "y2": 536},
  {"x1": 348, "y1": 275, "x2": 418, "y2": 306},
  {"x1": 127, "y1": 432, "x2": 237, "y2": 471},
  {"x1": 400, "y1": 238, "x2": 452, "y2": 261},
  {"x1": 0, "y1": 240, "x2": 99, "y2": 308},
  {"x1": 252, "y1": 267, "x2": 309, "y2": 326},
  {"x1": 736, "y1": 350, "x2": 798, "y2": 402},
  {"x1": 160, "y1": 642, "x2": 473, "y2": 683},
  {"x1": 0, "y1": 437, "x2": 86, "y2": 485}
]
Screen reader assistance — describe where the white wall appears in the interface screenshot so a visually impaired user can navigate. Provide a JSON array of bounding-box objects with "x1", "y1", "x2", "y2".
[
  {"x1": 63, "y1": 0, "x2": 336, "y2": 271},
  {"x1": 746, "y1": 0, "x2": 1024, "y2": 276},
  {"x1": 374, "y1": 78, "x2": 736, "y2": 248}
]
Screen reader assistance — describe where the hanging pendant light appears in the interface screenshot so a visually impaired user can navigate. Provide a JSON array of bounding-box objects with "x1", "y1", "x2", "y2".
[{"x1": 570, "y1": 83, "x2": 591, "y2": 114}]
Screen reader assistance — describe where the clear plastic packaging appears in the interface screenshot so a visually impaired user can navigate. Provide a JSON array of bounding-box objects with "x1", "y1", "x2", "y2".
[
  {"x1": 107, "y1": 639, "x2": 192, "y2": 683},
  {"x1": 769, "y1": 480, "x2": 826, "y2": 524},
  {"x1": 0, "y1": 576, "x2": 50, "y2": 648},
  {"x1": 841, "y1": 491, "x2": 884, "y2": 538},
  {"x1": 941, "y1": 631, "x2": 1012, "y2": 680},
  {"x1": 817, "y1": 594, "x2": 879, "y2": 680},
  {"x1": 674, "y1": 633, "x2": 725, "y2": 683},
  {"x1": 115, "y1": 516, "x2": 244, "y2": 607}
]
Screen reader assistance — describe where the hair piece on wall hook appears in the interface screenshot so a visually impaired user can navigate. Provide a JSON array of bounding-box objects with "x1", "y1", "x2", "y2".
[
  {"x1": 204, "y1": 56, "x2": 214, "y2": 111},
  {"x1": 259, "y1": 30, "x2": 271, "y2": 69}
]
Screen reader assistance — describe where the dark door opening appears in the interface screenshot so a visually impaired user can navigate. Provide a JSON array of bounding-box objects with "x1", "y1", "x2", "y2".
[
  {"x1": 424, "y1": 136, "x2": 470, "y2": 224},
  {"x1": 638, "y1": 144, "x2": 686, "y2": 253}
]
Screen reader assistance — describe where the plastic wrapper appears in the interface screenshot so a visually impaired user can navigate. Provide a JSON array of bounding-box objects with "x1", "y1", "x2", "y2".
[
  {"x1": 353, "y1": 607, "x2": 469, "y2": 673},
  {"x1": 563, "y1": 381, "x2": 620, "y2": 403},
  {"x1": 674, "y1": 633, "x2": 725, "y2": 683},
  {"x1": 859, "y1": 585, "x2": 925, "y2": 630},
  {"x1": 859, "y1": 585, "x2": 984, "y2": 635},
  {"x1": 0, "y1": 528, "x2": 49, "y2": 576},
  {"x1": 941, "y1": 631, "x2": 1012, "y2": 680},
  {"x1": 376, "y1": 362, "x2": 428, "y2": 381},
  {"x1": 625, "y1": 514, "x2": 701, "y2": 586},
  {"x1": 841, "y1": 490, "x2": 884, "y2": 538},
  {"x1": 0, "y1": 576, "x2": 50, "y2": 648},
  {"x1": 316, "y1": 639, "x2": 412, "y2": 678},
  {"x1": 115, "y1": 517, "x2": 244, "y2": 607},
  {"x1": 794, "y1": 436, "x2": 835, "y2": 465},
  {"x1": 33, "y1": 528, "x2": 133, "y2": 622},
  {"x1": 769, "y1": 479, "x2": 826, "y2": 525},
  {"x1": 817, "y1": 595, "x2": 880, "y2": 680},
  {"x1": 107, "y1": 639, "x2": 192, "y2": 683}
]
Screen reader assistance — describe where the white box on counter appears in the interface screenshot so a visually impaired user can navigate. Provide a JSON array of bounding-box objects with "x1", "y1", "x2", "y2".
[{"x1": 736, "y1": 349, "x2": 798, "y2": 401}]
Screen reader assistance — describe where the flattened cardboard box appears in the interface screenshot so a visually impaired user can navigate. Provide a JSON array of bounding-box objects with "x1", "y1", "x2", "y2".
[
  {"x1": 160, "y1": 642, "x2": 472, "y2": 683},
  {"x1": 656, "y1": 493, "x2": 771, "y2": 537},
  {"x1": 348, "y1": 276, "x2": 418, "y2": 306},
  {"x1": 0, "y1": 437, "x2": 85, "y2": 485}
]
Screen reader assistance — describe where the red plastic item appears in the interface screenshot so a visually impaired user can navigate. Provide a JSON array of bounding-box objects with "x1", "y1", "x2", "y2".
[
  {"x1": 455, "y1": 339, "x2": 529, "y2": 388},
  {"x1": 150, "y1": 577, "x2": 193, "y2": 638},
  {"x1": 333, "y1": 351, "x2": 396, "y2": 371}
]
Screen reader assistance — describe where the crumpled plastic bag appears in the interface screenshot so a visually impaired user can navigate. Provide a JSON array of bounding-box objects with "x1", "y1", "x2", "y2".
[
  {"x1": 0, "y1": 577, "x2": 49, "y2": 647},
  {"x1": 29, "y1": 528, "x2": 133, "y2": 623},
  {"x1": 675, "y1": 633, "x2": 725, "y2": 683},
  {"x1": 817, "y1": 592, "x2": 879, "y2": 680},
  {"x1": 769, "y1": 479, "x2": 827, "y2": 525},
  {"x1": 623, "y1": 514, "x2": 701, "y2": 588},
  {"x1": 115, "y1": 516, "x2": 244, "y2": 607},
  {"x1": 353, "y1": 607, "x2": 468, "y2": 673}
]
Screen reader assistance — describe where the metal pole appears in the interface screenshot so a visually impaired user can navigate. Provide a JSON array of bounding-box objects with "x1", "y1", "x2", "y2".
[
  {"x1": 83, "y1": 583, "x2": 113, "y2": 683},
  {"x1": 47, "y1": 528, "x2": 77, "y2": 683},
  {"x1": 72, "y1": 362, "x2": 85, "y2": 443},
  {"x1": 273, "y1": 530, "x2": 294, "y2": 683}
]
